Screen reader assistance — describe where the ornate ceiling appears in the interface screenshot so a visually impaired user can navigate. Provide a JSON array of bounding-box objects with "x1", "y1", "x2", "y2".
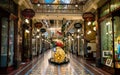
[
  {"x1": 30, "y1": 0, "x2": 88, "y2": 14},
  {"x1": 15, "y1": 0, "x2": 100, "y2": 41}
]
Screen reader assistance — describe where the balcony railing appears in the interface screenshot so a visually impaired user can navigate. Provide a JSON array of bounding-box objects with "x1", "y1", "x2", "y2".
[{"x1": 33, "y1": 4, "x2": 83, "y2": 14}]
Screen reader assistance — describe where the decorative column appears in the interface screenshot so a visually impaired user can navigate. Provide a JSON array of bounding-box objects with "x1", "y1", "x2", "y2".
[
  {"x1": 34, "y1": 22, "x2": 43, "y2": 55},
  {"x1": 74, "y1": 23, "x2": 82, "y2": 56},
  {"x1": 82, "y1": 12, "x2": 95, "y2": 58},
  {"x1": 29, "y1": 19, "x2": 32, "y2": 60},
  {"x1": 96, "y1": 9, "x2": 101, "y2": 67},
  {"x1": 40, "y1": 28, "x2": 46, "y2": 53},
  {"x1": 21, "y1": 8, "x2": 35, "y2": 61}
]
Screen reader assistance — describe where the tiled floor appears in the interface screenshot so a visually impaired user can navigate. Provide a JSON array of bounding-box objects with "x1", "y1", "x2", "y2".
[{"x1": 20, "y1": 50, "x2": 111, "y2": 75}]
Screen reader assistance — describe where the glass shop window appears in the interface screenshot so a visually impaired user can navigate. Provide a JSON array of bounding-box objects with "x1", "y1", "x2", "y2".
[
  {"x1": 114, "y1": 16, "x2": 120, "y2": 68},
  {"x1": 0, "y1": 17, "x2": 15, "y2": 67},
  {"x1": 100, "y1": 17, "x2": 113, "y2": 67},
  {"x1": 8, "y1": 20, "x2": 14, "y2": 66},
  {"x1": 0, "y1": 17, "x2": 8, "y2": 67}
]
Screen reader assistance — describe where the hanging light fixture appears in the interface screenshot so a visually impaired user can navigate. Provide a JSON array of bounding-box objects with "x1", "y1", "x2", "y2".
[
  {"x1": 93, "y1": 27, "x2": 96, "y2": 31},
  {"x1": 34, "y1": 22, "x2": 43, "y2": 29},
  {"x1": 37, "y1": 4, "x2": 40, "y2": 6},
  {"x1": 21, "y1": 9, "x2": 35, "y2": 19},
  {"x1": 87, "y1": 30, "x2": 92, "y2": 35},
  {"x1": 25, "y1": 19, "x2": 29, "y2": 24},
  {"x1": 88, "y1": 21, "x2": 91, "y2": 26},
  {"x1": 25, "y1": 29, "x2": 30, "y2": 33},
  {"x1": 82, "y1": 12, "x2": 95, "y2": 21},
  {"x1": 32, "y1": 0, "x2": 39, "y2": 3}
]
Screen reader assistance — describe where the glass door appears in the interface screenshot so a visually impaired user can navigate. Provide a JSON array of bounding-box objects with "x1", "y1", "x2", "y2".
[
  {"x1": 8, "y1": 20, "x2": 14, "y2": 66},
  {"x1": 0, "y1": 17, "x2": 8, "y2": 67},
  {"x1": 0, "y1": 16, "x2": 15, "y2": 67}
]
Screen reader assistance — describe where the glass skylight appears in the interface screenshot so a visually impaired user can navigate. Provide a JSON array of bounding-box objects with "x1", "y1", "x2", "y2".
[{"x1": 44, "y1": 0, "x2": 71, "y2": 4}]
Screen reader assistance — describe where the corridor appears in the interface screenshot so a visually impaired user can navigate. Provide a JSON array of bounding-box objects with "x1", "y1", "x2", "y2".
[
  {"x1": 14, "y1": 50, "x2": 111, "y2": 75},
  {"x1": 1, "y1": 0, "x2": 120, "y2": 75}
]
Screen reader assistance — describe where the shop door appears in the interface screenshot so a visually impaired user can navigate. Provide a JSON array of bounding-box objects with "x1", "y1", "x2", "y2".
[
  {"x1": 0, "y1": 10, "x2": 15, "y2": 67},
  {"x1": 0, "y1": 17, "x2": 9, "y2": 67}
]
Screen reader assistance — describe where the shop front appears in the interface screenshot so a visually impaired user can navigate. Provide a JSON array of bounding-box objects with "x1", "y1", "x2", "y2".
[
  {"x1": 98, "y1": 0, "x2": 120, "y2": 74},
  {"x1": 0, "y1": 0, "x2": 18, "y2": 74}
]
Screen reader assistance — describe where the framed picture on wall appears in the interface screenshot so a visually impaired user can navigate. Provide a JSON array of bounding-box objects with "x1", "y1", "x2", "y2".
[
  {"x1": 105, "y1": 58, "x2": 112, "y2": 66},
  {"x1": 102, "y1": 50, "x2": 112, "y2": 57}
]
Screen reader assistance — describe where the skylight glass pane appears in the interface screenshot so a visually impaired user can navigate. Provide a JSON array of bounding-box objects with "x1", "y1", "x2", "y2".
[
  {"x1": 44, "y1": 0, "x2": 71, "y2": 4},
  {"x1": 44, "y1": 0, "x2": 54, "y2": 4}
]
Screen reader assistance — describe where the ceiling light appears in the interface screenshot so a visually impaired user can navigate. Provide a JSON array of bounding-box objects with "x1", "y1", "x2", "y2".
[
  {"x1": 25, "y1": 19, "x2": 29, "y2": 24},
  {"x1": 106, "y1": 22, "x2": 110, "y2": 26},
  {"x1": 87, "y1": 30, "x2": 91, "y2": 34},
  {"x1": 36, "y1": 35, "x2": 40, "y2": 38},
  {"x1": 93, "y1": 27, "x2": 96, "y2": 31},
  {"x1": 37, "y1": 29, "x2": 40, "y2": 32},
  {"x1": 77, "y1": 29, "x2": 80, "y2": 32},
  {"x1": 37, "y1": 4, "x2": 40, "y2": 6},
  {"x1": 88, "y1": 21, "x2": 91, "y2": 26},
  {"x1": 25, "y1": 30, "x2": 29, "y2": 33},
  {"x1": 75, "y1": 4, "x2": 78, "y2": 7},
  {"x1": 77, "y1": 35, "x2": 80, "y2": 38},
  {"x1": 106, "y1": 33, "x2": 108, "y2": 35}
]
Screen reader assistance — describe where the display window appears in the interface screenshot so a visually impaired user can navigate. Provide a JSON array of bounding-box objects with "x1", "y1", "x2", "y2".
[
  {"x1": 100, "y1": 17, "x2": 113, "y2": 67},
  {"x1": 0, "y1": 17, "x2": 15, "y2": 67},
  {"x1": 0, "y1": 17, "x2": 8, "y2": 67},
  {"x1": 114, "y1": 16, "x2": 120, "y2": 68},
  {"x1": 100, "y1": 16, "x2": 120, "y2": 68},
  {"x1": 8, "y1": 20, "x2": 14, "y2": 66}
]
